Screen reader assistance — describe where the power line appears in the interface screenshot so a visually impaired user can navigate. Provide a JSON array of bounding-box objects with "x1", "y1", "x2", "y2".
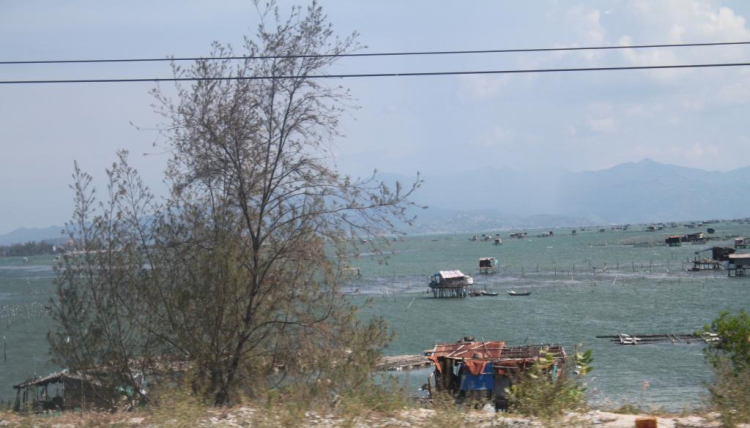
[
  {"x1": 1, "y1": 61, "x2": 749, "y2": 85},
  {"x1": 2, "y1": 40, "x2": 750, "y2": 65}
]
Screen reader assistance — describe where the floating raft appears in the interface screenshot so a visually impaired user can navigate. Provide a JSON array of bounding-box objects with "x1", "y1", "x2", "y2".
[
  {"x1": 596, "y1": 333, "x2": 710, "y2": 345},
  {"x1": 376, "y1": 354, "x2": 431, "y2": 371}
]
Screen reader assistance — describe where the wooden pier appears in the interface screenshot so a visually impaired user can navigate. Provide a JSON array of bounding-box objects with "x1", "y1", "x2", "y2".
[
  {"x1": 687, "y1": 259, "x2": 722, "y2": 271},
  {"x1": 376, "y1": 354, "x2": 431, "y2": 371},
  {"x1": 596, "y1": 333, "x2": 711, "y2": 345}
]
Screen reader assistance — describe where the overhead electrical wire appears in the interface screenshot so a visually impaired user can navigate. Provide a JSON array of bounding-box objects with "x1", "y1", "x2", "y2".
[
  {"x1": 1, "y1": 40, "x2": 750, "y2": 65},
  {"x1": 1, "y1": 61, "x2": 750, "y2": 85}
]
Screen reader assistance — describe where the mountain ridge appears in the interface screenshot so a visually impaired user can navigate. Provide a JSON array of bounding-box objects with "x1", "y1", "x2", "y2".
[
  {"x1": 381, "y1": 159, "x2": 750, "y2": 227},
  {"x1": 2, "y1": 159, "x2": 748, "y2": 240},
  {"x1": 0, "y1": 226, "x2": 65, "y2": 246}
]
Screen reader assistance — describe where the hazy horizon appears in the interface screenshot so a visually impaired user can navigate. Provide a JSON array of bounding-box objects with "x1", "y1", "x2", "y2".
[{"x1": 3, "y1": 1, "x2": 750, "y2": 233}]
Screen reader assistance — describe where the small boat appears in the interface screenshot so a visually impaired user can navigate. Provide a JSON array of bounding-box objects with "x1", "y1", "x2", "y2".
[
  {"x1": 618, "y1": 333, "x2": 640, "y2": 345},
  {"x1": 469, "y1": 290, "x2": 498, "y2": 297},
  {"x1": 507, "y1": 290, "x2": 531, "y2": 296}
]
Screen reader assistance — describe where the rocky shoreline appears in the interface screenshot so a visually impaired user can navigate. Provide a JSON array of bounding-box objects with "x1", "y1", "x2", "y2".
[{"x1": 0, "y1": 408, "x2": 740, "y2": 428}]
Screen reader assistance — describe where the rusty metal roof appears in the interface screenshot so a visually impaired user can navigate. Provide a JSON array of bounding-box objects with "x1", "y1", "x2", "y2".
[
  {"x1": 428, "y1": 341, "x2": 506, "y2": 359},
  {"x1": 428, "y1": 341, "x2": 566, "y2": 362}
]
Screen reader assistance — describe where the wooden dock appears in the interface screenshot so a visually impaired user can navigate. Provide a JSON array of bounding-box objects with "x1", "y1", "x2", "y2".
[
  {"x1": 376, "y1": 354, "x2": 431, "y2": 371},
  {"x1": 596, "y1": 333, "x2": 705, "y2": 345}
]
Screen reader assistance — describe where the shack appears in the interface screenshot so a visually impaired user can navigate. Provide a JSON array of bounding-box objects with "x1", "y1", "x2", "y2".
[
  {"x1": 688, "y1": 247, "x2": 735, "y2": 271},
  {"x1": 712, "y1": 247, "x2": 736, "y2": 262},
  {"x1": 665, "y1": 236, "x2": 681, "y2": 247},
  {"x1": 728, "y1": 254, "x2": 750, "y2": 277},
  {"x1": 429, "y1": 270, "x2": 473, "y2": 298},
  {"x1": 478, "y1": 257, "x2": 498, "y2": 274},
  {"x1": 425, "y1": 338, "x2": 567, "y2": 410},
  {"x1": 13, "y1": 370, "x2": 114, "y2": 412},
  {"x1": 682, "y1": 232, "x2": 705, "y2": 243},
  {"x1": 735, "y1": 238, "x2": 747, "y2": 249}
]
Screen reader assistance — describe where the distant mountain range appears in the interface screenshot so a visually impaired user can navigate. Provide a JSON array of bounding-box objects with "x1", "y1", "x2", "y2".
[
  {"x1": 384, "y1": 159, "x2": 750, "y2": 233},
  {"x1": 2, "y1": 159, "x2": 749, "y2": 240},
  {"x1": 0, "y1": 226, "x2": 65, "y2": 246}
]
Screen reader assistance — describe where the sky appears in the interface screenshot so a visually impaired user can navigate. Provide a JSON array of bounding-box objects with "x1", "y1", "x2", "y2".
[{"x1": 2, "y1": 0, "x2": 750, "y2": 233}]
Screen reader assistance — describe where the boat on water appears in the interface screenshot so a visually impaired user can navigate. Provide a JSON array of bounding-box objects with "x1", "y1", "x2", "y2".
[
  {"x1": 469, "y1": 290, "x2": 498, "y2": 297},
  {"x1": 618, "y1": 333, "x2": 640, "y2": 345},
  {"x1": 507, "y1": 290, "x2": 532, "y2": 296}
]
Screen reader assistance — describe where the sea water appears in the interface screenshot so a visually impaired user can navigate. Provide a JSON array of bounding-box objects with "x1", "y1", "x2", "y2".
[{"x1": 1, "y1": 222, "x2": 750, "y2": 410}]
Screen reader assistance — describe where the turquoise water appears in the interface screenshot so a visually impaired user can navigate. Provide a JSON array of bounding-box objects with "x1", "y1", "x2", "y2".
[
  {"x1": 0, "y1": 255, "x2": 57, "y2": 406},
  {"x1": 1, "y1": 223, "x2": 749, "y2": 410},
  {"x1": 349, "y1": 223, "x2": 750, "y2": 411}
]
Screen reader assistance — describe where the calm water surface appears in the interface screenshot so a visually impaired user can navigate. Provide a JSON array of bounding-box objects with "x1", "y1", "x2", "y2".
[{"x1": 2, "y1": 223, "x2": 750, "y2": 410}]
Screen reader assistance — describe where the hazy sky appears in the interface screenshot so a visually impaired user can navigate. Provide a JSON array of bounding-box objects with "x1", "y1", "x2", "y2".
[{"x1": 2, "y1": 0, "x2": 750, "y2": 233}]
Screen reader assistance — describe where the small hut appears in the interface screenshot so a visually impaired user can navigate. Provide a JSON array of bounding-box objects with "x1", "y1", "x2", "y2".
[
  {"x1": 425, "y1": 339, "x2": 567, "y2": 410},
  {"x1": 665, "y1": 236, "x2": 681, "y2": 247},
  {"x1": 682, "y1": 232, "x2": 705, "y2": 243},
  {"x1": 429, "y1": 270, "x2": 472, "y2": 298},
  {"x1": 712, "y1": 247, "x2": 736, "y2": 262},
  {"x1": 728, "y1": 254, "x2": 750, "y2": 277},
  {"x1": 13, "y1": 371, "x2": 114, "y2": 412},
  {"x1": 478, "y1": 257, "x2": 498, "y2": 274}
]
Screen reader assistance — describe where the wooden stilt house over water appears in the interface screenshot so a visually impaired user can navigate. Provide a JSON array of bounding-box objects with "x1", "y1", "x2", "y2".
[
  {"x1": 688, "y1": 247, "x2": 735, "y2": 271},
  {"x1": 683, "y1": 232, "x2": 705, "y2": 243},
  {"x1": 735, "y1": 238, "x2": 747, "y2": 249},
  {"x1": 478, "y1": 257, "x2": 498, "y2": 274},
  {"x1": 429, "y1": 270, "x2": 472, "y2": 298},
  {"x1": 665, "y1": 236, "x2": 681, "y2": 247},
  {"x1": 712, "y1": 247, "x2": 736, "y2": 262},
  {"x1": 425, "y1": 338, "x2": 567, "y2": 410},
  {"x1": 728, "y1": 254, "x2": 750, "y2": 277}
]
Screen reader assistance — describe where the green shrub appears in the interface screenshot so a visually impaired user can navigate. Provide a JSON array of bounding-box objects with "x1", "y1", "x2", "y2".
[
  {"x1": 704, "y1": 310, "x2": 750, "y2": 427},
  {"x1": 505, "y1": 349, "x2": 592, "y2": 423}
]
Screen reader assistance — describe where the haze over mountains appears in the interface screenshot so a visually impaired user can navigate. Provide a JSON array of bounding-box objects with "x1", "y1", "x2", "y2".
[
  {"x1": 2, "y1": 159, "x2": 749, "y2": 243},
  {"x1": 391, "y1": 159, "x2": 750, "y2": 233},
  {"x1": 0, "y1": 226, "x2": 65, "y2": 246}
]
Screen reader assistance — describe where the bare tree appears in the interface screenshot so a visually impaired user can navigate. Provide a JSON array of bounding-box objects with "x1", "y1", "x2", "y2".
[{"x1": 49, "y1": 1, "x2": 419, "y2": 406}]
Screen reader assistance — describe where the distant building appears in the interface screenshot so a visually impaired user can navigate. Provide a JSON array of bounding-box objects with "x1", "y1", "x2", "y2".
[
  {"x1": 429, "y1": 270, "x2": 473, "y2": 298},
  {"x1": 728, "y1": 254, "x2": 750, "y2": 277},
  {"x1": 478, "y1": 257, "x2": 498, "y2": 274}
]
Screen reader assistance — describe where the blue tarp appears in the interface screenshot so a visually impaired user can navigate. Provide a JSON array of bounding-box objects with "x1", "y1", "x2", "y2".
[{"x1": 458, "y1": 363, "x2": 494, "y2": 391}]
